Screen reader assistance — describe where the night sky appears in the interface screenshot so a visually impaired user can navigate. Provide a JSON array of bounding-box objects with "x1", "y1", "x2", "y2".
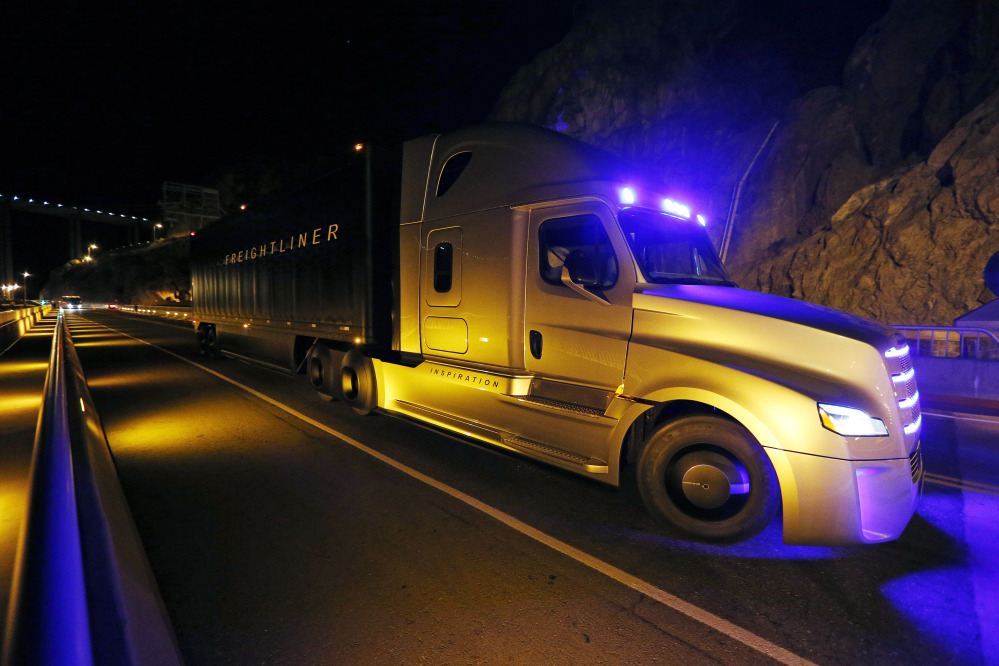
[{"x1": 1, "y1": 2, "x2": 574, "y2": 294}]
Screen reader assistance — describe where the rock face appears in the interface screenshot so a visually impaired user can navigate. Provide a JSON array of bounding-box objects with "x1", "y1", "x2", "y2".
[
  {"x1": 43, "y1": 237, "x2": 192, "y2": 305},
  {"x1": 491, "y1": 0, "x2": 999, "y2": 324},
  {"x1": 741, "y1": 87, "x2": 999, "y2": 324}
]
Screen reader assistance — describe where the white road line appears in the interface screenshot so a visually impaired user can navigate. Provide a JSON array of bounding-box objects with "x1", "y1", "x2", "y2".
[{"x1": 84, "y1": 316, "x2": 816, "y2": 666}]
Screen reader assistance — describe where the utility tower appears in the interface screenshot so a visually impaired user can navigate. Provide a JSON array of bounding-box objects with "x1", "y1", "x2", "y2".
[{"x1": 160, "y1": 183, "x2": 222, "y2": 235}]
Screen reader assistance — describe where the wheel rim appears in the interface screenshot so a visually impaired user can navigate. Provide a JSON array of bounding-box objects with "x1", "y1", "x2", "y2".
[{"x1": 665, "y1": 446, "x2": 751, "y2": 520}]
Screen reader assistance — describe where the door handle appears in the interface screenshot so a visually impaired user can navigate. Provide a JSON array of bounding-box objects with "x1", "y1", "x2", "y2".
[{"x1": 529, "y1": 330, "x2": 543, "y2": 360}]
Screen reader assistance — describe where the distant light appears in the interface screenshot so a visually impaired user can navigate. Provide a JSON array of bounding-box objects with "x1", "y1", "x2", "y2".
[
  {"x1": 354, "y1": 337, "x2": 362, "y2": 344},
  {"x1": 190, "y1": 231, "x2": 196, "y2": 236},
  {"x1": 240, "y1": 204, "x2": 247, "y2": 210},
  {"x1": 696, "y1": 214, "x2": 707, "y2": 227},
  {"x1": 618, "y1": 187, "x2": 637, "y2": 205},
  {"x1": 354, "y1": 143, "x2": 364, "y2": 152},
  {"x1": 662, "y1": 198, "x2": 691, "y2": 219}
]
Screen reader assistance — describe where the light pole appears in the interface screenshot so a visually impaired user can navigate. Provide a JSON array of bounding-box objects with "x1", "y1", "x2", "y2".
[
  {"x1": 22, "y1": 271, "x2": 29, "y2": 305},
  {"x1": 87, "y1": 243, "x2": 98, "y2": 258},
  {"x1": 154, "y1": 223, "x2": 163, "y2": 241}
]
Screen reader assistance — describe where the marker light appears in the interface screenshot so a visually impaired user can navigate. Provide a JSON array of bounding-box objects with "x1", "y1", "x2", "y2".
[
  {"x1": 903, "y1": 414, "x2": 922, "y2": 436},
  {"x1": 898, "y1": 391, "x2": 919, "y2": 410},
  {"x1": 818, "y1": 404, "x2": 889, "y2": 437},
  {"x1": 696, "y1": 214, "x2": 707, "y2": 226},
  {"x1": 661, "y1": 198, "x2": 691, "y2": 219},
  {"x1": 619, "y1": 187, "x2": 637, "y2": 205}
]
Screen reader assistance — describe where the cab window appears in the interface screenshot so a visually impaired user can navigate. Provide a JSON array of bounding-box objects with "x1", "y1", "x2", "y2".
[{"x1": 538, "y1": 214, "x2": 618, "y2": 289}]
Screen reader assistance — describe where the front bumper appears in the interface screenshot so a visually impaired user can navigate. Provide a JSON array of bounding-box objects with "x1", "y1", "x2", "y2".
[{"x1": 771, "y1": 445, "x2": 922, "y2": 545}]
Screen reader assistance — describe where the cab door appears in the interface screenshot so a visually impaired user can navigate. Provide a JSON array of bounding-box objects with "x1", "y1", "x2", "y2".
[{"x1": 524, "y1": 202, "x2": 634, "y2": 402}]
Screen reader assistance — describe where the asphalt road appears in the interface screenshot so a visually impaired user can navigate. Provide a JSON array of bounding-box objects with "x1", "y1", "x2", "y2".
[{"x1": 61, "y1": 311, "x2": 998, "y2": 665}]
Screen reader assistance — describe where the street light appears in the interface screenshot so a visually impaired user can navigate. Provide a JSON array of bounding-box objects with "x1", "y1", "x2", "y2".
[
  {"x1": 87, "y1": 243, "x2": 98, "y2": 258},
  {"x1": 154, "y1": 223, "x2": 163, "y2": 241},
  {"x1": 22, "y1": 271, "x2": 29, "y2": 305}
]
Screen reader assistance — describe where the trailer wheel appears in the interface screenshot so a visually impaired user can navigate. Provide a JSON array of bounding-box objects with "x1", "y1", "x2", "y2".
[
  {"x1": 637, "y1": 415, "x2": 779, "y2": 544},
  {"x1": 307, "y1": 343, "x2": 341, "y2": 401},
  {"x1": 196, "y1": 328, "x2": 208, "y2": 356},
  {"x1": 205, "y1": 327, "x2": 220, "y2": 359},
  {"x1": 340, "y1": 350, "x2": 377, "y2": 415}
]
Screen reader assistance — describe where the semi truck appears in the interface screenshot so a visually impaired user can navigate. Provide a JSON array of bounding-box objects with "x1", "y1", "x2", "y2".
[{"x1": 191, "y1": 123, "x2": 922, "y2": 545}]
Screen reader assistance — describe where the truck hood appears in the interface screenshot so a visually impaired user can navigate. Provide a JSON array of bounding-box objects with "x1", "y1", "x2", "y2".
[{"x1": 633, "y1": 284, "x2": 897, "y2": 350}]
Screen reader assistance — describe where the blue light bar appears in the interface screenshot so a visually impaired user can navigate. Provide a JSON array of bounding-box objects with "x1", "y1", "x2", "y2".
[
  {"x1": 696, "y1": 214, "x2": 707, "y2": 227},
  {"x1": 662, "y1": 198, "x2": 691, "y2": 219},
  {"x1": 885, "y1": 345, "x2": 910, "y2": 359},
  {"x1": 619, "y1": 187, "x2": 637, "y2": 205}
]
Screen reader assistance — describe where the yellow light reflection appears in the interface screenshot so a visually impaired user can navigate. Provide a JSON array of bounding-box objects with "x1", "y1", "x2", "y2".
[
  {"x1": 0, "y1": 394, "x2": 43, "y2": 417},
  {"x1": 72, "y1": 339, "x2": 146, "y2": 349},
  {"x1": 0, "y1": 488, "x2": 29, "y2": 563},
  {"x1": 86, "y1": 366, "x2": 187, "y2": 389},
  {"x1": 107, "y1": 392, "x2": 250, "y2": 457},
  {"x1": 0, "y1": 361, "x2": 48, "y2": 374}
]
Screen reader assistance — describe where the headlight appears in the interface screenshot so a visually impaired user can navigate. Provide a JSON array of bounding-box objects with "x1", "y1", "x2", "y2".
[{"x1": 817, "y1": 403, "x2": 888, "y2": 437}]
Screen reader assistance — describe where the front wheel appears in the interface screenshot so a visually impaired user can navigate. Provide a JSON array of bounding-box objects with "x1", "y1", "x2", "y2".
[{"x1": 637, "y1": 415, "x2": 779, "y2": 544}]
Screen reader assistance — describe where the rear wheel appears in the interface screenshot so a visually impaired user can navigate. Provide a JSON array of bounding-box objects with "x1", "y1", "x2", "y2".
[
  {"x1": 637, "y1": 415, "x2": 779, "y2": 543},
  {"x1": 340, "y1": 350, "x2": 377, "y2": 415}
]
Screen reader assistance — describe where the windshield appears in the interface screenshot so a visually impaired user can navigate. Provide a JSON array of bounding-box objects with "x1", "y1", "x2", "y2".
[{"x1": 618, "y1": 209, "x2": 734, "y2": 285}]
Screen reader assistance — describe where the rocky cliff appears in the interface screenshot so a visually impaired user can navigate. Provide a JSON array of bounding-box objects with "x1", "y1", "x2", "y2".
[{"x1": 491, "y1": 0, "x2": 999, "y2": 324}]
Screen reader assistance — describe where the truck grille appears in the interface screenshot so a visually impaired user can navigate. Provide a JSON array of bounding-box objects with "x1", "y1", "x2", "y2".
[{"x1": 885, "y1": 339, "x2": 921, "y2": 437}]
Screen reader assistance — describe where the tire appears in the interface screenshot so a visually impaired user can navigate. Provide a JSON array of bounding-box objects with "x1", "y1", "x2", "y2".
[
  {"x1": 196, "y1": 328, "x2": 209, "y2": 356},
  {"x1": 205, "y1": 327, "x2": 220, "y2": 359},
  {"x1": 637, "y1": 415, "x2": 779, "y2": 544},
  {"x1": 307, "y1": 343, "x2": 341, "y2": 401},
  {"x1": 340, "y1": 349, "x2": 377, "y2": 415}
]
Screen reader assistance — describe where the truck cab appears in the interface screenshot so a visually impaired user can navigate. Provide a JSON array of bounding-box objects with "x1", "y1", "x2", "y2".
[{"x1": 374, "y1": 124, "x2": 921, "y2": 545}]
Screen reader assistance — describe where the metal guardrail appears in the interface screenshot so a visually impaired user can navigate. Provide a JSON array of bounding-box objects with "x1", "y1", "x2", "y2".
[
  {"x1": 893, "y1": 325, "x2": 999, "y2": 361},
  {"x1": 0, "y1": 306, "x2": 49, "y2": 352},
  {"x1": 2, "y1": 312, "x2": 182, "y2": 666}
]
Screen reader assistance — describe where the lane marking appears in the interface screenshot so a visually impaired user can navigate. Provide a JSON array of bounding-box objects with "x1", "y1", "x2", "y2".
[
  {"x1": 924, "y1": 472, "x2": 999, "y2": 497},
  {"x1": 923, "y1": 409, "x2": 999, "y2": 426},
  {"x1": 83, "y1": 316, "x2": 815, "y2": 666}
]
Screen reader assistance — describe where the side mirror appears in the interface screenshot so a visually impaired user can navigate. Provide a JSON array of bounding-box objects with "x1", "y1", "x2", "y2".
[{"x1": 563, "y1": 250, "x2": 598, "y2": 286}]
